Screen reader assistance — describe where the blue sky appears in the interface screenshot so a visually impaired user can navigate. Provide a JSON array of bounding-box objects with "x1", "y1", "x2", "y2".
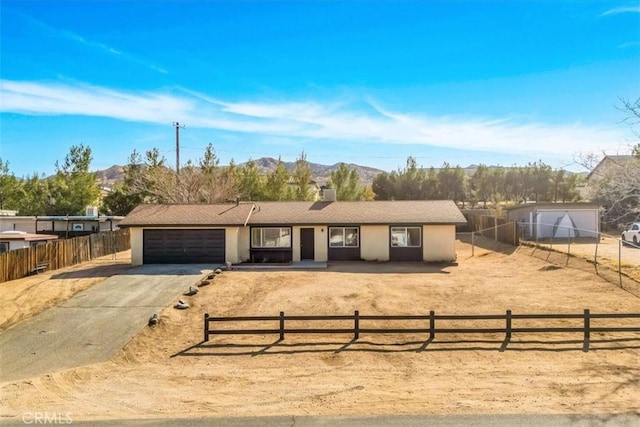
[{"x1": 1, "y1": 1, "x2": 639, "y2": 178}]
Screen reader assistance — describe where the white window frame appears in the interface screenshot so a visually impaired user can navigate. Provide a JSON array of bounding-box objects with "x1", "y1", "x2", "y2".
[
  {"x1": 390, "y1": 226, "x2": 422, "y2": 247},
  {"x1": 329, "y1": 227, "x2": 360, "y2": 248},
  {"x1": 251, "y1": 227, "x2": 291, "y2": 248},
  {"x1": 0, "y1": 241, "x2": 9, "y2": 253}
]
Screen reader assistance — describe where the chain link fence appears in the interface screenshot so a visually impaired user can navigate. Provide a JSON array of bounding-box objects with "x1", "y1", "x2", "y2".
[{"x1": 459, "y1": 222, "x2": 640, "y2": 298}]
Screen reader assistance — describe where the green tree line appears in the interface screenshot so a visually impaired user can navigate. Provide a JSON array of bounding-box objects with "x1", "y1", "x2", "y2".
[
  {"x1": 0, "y1": 144, "x2": 593, "y2": 218},
  {"x1": 372, "y1": 156, "x2": 582, "y2": 207}
]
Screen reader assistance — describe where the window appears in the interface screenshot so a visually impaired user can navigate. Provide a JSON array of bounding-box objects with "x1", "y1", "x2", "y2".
[
  {"x1": 0, "y1": 242, "x2": 9, "y2": 253},
  {"x1": 329, "y1": 227, "x2": 359, "y2": 247},
  {"x1": 251, "y1": 227, "x2": 291, "y2": 248},
  {"x1": 391, "y1": 227, "x2": 421, "y2": 247}
]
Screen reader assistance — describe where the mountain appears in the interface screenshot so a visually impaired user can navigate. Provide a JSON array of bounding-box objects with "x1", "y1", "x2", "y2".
[
  {"x1": 246, "y1": 157, "x2": 384, "y2": 185},
  {"x1": 93, "y1": 158, "x2": 385, "y2": 187},
  {"x1": 95, "y1": 165, "x2": 125, "y2": 186}
]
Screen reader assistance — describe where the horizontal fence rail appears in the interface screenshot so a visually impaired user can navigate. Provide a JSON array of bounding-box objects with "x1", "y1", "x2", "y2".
[{"x1": 204, "y1": 309, "x2": 640, "y2": 352}]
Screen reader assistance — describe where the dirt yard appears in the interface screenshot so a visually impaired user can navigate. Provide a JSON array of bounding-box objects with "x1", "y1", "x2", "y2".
[
  {"x1": 526, "y1": 235, "x2": 640, "y2": 283},
  {"x1": 1, "y1": 241, "x2": 639, "y2": 422},
  {"x1": 0, "y1": 250, "x2": 133, "y2": 332}
]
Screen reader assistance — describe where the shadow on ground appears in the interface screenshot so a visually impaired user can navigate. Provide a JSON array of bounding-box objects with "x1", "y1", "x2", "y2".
[{"x1": 171, "y1": 337, "x2": 640, "y2": 358}]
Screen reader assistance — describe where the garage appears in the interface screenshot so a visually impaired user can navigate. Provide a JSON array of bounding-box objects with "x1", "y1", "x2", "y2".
[
  {"x1": 143, "y1": 229, "x2": 225, "y2": 264},
  {"x1": 505, "y1": 203, "x2": 600, "y2": 240}
]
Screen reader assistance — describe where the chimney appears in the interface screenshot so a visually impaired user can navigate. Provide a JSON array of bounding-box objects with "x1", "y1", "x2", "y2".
[{"x1": 323, "y1": 188, "x2": 336, "y2": 202}]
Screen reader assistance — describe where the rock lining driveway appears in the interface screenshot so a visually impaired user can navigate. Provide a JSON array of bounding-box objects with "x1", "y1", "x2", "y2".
[{"x1": 0, "y1": 265, "x2": 213, "y2": 383}]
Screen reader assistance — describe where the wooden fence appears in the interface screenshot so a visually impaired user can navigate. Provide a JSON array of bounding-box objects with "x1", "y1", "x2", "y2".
[
  {"x1": 204, "y1": 309, "x2": 640, "y2": 352},
  {"x1": 462, "y1": 212, "x2": 519, "y2": 246},
  {"x1": 0, "y1": 229, "x2": 130, "y2": 283}
]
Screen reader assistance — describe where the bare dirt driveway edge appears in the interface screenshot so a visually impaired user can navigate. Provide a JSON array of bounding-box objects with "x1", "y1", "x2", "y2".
[{"x1": 0, "y1": 264, "x2": 214, "y2": 383}]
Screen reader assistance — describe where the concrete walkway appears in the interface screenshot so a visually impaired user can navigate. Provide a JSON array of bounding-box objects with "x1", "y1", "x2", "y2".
[{"x1": 0, "y1": 264, "x2": 213, "y2": 383}]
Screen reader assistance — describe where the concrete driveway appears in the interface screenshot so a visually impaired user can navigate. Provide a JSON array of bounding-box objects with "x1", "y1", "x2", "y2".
[{"x1": 0, "y1": 264, "x2": 213, "y2": 383}]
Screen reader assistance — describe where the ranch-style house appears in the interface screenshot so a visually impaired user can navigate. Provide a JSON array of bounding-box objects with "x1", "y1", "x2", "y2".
[{"x1": 119, "y1": 200, "x2": 467, "y2": 265}]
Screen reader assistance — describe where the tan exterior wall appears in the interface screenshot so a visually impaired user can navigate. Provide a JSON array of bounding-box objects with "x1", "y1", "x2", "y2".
[
  {"x1": 237, "y1": 227, "x2": 251, "y2": 263},
  {"x1": 360, "y1": 225, "x2": 389, "y2": 261},
  {"x1": 130, "y1": 227, "x2": 143, "y2": 265},
  {"x1": 291, "y1": 226, "x2": 328, "y2": 262},
  {"x1": 292, "y1": 227, "x2": 301, "y2": 262},
  {"x1": 130, "y1": 224, "x2": 458, "y2": 265},
  {"x1": 423, "y1": 225, "x2": 456, "y2": 262},
  {"x1": 314, "y1": 227, "x2": 328, "y2": 262}
]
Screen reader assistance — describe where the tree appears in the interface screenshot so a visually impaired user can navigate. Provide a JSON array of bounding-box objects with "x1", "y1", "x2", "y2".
[
  {"x1": 470, "y1": 164, "x2": 491, "y2": 208},
  {"x1": 291, "y1": 151, "x2": 313, "y2": 201},
  {"x1": 264, "y1": 157, "x2": 290, "y2": 201},
  {"x1": 0, "y1": 159, "x2": 22, "y2": 211},
  {"x1": 619, "y1": 97, "x2": 640, "y2": 141},
  {"x1": 328, "y1": 163, "x2": 364, "y2": 201},
  {"x1": 101, "y1": 183, "x2": 140, "y2": 216},
  {"x1": 198, "y1": 144, "x2": 236, "y2": 203},
  {"x1": 530, "y1": 161, "x2": 553, "y2": 202},
  {"x1": 49, "y1": 144, "x2": 100, "y2": 215},
  {"x1": 590, "y1": 158, "x2": 639, "y2": 224},
  {"x1": 236, "y1": 159, "x2": 264, "y2": 200},
  {"x1": 580, "y1": 97, "x2": 640, "y2": 225},
  {"x1": 437, "y1": 163, "x2": 465, "y2": 204},
  {"x1": 372, "y1": 172, "x2": 396, "y2": 200}
]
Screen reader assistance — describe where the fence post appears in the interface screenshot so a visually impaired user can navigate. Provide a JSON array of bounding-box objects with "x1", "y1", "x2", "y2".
[
  {"x1": 594, "y1": 233, "x2": 599, "y2": 275},
  {"x1": 354, "y1": 310, "x2": 360, "y2": 340},
  {"x1": 429, "y1": 310, "x2": 435, "y2": 341},
  {"x1": 471, "y1": 232, "x2": 475, "y2": 257},
  {"x1": 506, "y1": 310, "x2": 512, "y2": 341},
  {"x1": 618, "y1": 240, "x2": 623, "y2": 288},
  {"x1": 583, "y1": 309, "x2": 590, "y2": 352},
  {"x1": 279, "y1": 311, "x2": 285, "y2": 341},
  {"x1": 204, "y1": 313, "x2": 210, "y2": 342}
]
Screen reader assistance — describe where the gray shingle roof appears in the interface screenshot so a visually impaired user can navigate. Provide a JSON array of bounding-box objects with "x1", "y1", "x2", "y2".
[
  {"x1": 119, "y1": 203, "x2": 255, "y2": 227},
  {"x1": 119, "y1": 200, "x2": 467, "y2": 227}
]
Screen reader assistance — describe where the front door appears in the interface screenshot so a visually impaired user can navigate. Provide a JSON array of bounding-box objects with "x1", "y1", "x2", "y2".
[{"x1": 300, "y1": 228, "x2": 315, "y2": 260}]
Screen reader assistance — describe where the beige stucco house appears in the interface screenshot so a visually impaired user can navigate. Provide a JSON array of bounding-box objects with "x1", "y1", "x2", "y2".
[
  {"x1": 119, "y1": 200, "x2": 467, "y2": 266},
  {"x1": 0, "y1": 231, "x2": 59, "y2": 253}
]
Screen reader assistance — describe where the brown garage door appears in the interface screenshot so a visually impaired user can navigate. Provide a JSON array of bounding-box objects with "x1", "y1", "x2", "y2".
[{"x1": 143, "y1": 229, "x2": 225, "y2": 264}]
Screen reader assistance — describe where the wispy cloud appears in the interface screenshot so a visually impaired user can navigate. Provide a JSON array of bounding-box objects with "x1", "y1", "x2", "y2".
[
  {"x1": 618, "y1": 41, "x2": 640, "y2": 49},
  {"x1": 600, "y1": 6, "x2": 640, "y2": 16},
  {"x1": 17, "y1": 10, "x2": 167, "y2": 74},
  {"x1": 0, "y1": 79, "x2": 625, "y2": 157}
]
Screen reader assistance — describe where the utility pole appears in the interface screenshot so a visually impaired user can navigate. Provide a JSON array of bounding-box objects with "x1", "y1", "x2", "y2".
[{"x1": 172, "y1": 121, "x2": 185, "y2": 174}]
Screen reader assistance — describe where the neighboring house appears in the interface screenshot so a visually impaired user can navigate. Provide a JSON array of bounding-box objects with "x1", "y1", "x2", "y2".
[
  {"x1": 587, "y1": 155, "x2": 634, "y2": 183},
  {"x1": 0, "y1": 231, "x2": 59, "y2": 253},
  {"x1": 35, "y1": 215, "x2": 123, "y2": 238},
  {"x1": 119, "y1": 200, "x2": 467, "y2": 266},
  {"x1": 0, "y1": 216, "x2": 39, "y2": 234},
  {"x1": 0, "y1": 215, "x2": 124, "y2": 237},
  {"x1": 505, "y1": 202, "x2": 600, "y2": 239}
]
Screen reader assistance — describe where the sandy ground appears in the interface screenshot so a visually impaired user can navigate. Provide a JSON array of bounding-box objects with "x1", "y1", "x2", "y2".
[
  {"x1": 522, "y1": 236, "x2": 640, "y2": 283},
  {"x1": 1, "y1": 241, "x2": 639, "y2": 422},
  {"x1": 0, "y1": 250, "x2": 133, "y2": 332}
]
